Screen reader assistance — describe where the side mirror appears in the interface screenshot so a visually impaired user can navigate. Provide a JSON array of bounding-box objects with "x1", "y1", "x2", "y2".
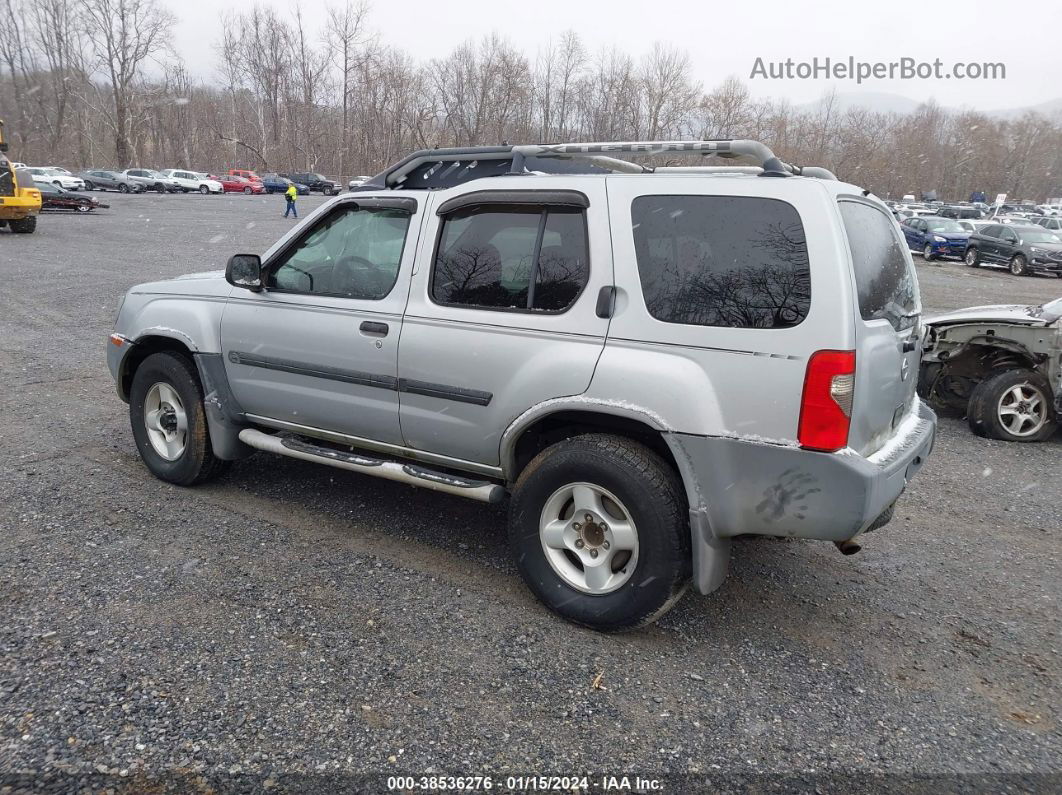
[{"x1": 226, "y1": 254, "x2": 263, "y2": 291}]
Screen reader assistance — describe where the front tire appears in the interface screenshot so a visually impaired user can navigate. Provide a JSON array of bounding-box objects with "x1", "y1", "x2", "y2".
[
  {"x1": 118, "y1": 183, "x2": 130, "y2": 193},
  {"x1": 965, "y1": 247, "x2": 979, "y2": 267},
  {"x1": 199, "y1": 185, "x2": 209, "y2": 194},
  {"x1": 243, "y1": 186, "x2": 252, "y2": 194},
  {"x1": 84, "y1": 181, "x2": 95, "y2": 191},
  {"x1": 129, "y1": 352, "x2": 230, "y2": 485},
  {"x1": 923, "y1": 244, "x2": 936, "y2": 261},
  {"x1": 508, "y1": 434, "x2": 691, "y2": 631},
  {"x1": 9, "y1": 216, "x2": 36, "y2": 233},
  {"x1": 968, "y1": 369, "x2": 1056, "y2": 442},
  {"x1": 76, "y1": 204, "x2": 90, "y2": 213},
  {"x1": 1009, "y1": 254, "x2": 1029, "y2": 276}
]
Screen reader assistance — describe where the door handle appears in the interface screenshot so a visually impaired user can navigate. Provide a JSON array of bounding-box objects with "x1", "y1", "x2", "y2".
[
  {"x1": 359, "y1": 321, "x2": 389, "y2": 337},
  {"x1": 902, "y1": 339, "x2": 917, "y2": 353}
]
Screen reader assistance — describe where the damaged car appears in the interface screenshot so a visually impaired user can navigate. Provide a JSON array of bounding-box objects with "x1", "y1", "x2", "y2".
[{"x1": 919, "y1": 297, "x2": 1061, "y2": 441}]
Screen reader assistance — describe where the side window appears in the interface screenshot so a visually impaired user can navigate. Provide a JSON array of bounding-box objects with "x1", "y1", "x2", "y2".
[
  {"x1": 1001, "y1": 228, "x2": 1017, "y2": 243},
  {"x1": 631, "y1": 195, "x2": 811, "y2": 329},
  {"x1": 981, "y1": 225, "x2": 1000, "y2": 238},
  {"x1": 838, "y1": 200, "x2": 918, "y2": 331},
  {"x1": 269, "y1": 204, "x2": 412, "y2": 300},
  {"x1": 432, "y1": 206, "x2": 589, "y2": 312}
]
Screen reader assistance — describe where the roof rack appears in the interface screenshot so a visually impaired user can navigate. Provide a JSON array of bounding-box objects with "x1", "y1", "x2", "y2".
[{"x1": 357, "y1": 140, "x2": 837, "y2": 191}]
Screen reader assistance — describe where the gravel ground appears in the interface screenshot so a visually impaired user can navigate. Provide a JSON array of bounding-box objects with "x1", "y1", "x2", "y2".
[{"x1": 1, "y1": 194, "x2": 1060, "y2": 793}]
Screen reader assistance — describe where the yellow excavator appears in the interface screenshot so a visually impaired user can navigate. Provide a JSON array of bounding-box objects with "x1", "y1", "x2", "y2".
[{"x1": 0, "y1": 119, "x2": 41, "y2": 234}]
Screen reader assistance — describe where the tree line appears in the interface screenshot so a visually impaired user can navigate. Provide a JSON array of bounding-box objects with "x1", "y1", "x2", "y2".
[{"x1": 2, "y1": 0, "x2": 1060, "y2": 201}]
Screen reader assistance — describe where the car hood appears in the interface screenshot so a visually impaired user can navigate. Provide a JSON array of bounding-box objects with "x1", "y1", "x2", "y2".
[
  {"x1": 925, "y1": 304, "x2": 1050, "y2": 327},
  {"x1": 131, "y1": 270, "x2": 229, "y2": 297}
]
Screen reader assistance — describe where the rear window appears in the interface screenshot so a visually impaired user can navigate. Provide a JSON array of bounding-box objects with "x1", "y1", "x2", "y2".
[
  {"x1": 631, "y1": 195, "x2": 810, "y2": 328},
  {"x1": 838, "y1": 200, "x2": 918, "y2": 331}
]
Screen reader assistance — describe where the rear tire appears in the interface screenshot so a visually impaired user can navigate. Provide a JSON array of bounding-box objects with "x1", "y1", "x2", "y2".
[
  {"x1": 965, "y1": 248, "x2": 979, "y2": 267},
  {"x1": 967, "y1": 369, "x2": 1056, "y2": 442},
  {"x1": 129, "y1": 352, "x2": 231, "y2": 485},
  {"x1": 1009, "y1": 254, "x2": 1029, "y2": 276},
  {"x1": 508, "y1": 434, "x2": 691, "y2": 631},
  {"x1": 9, "y1": 216, "x2": 36, "y2": 233}
]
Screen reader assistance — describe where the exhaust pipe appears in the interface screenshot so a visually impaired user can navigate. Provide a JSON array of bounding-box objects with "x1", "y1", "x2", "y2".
[{"x1": 835, "y1": 539, "x2": 862, "y2": 556}]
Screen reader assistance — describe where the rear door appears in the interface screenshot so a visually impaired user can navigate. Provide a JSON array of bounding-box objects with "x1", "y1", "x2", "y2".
[
  {"x1": 838, "y1": 198, "x2": 921, "y2": 456},
  {"x1": 397, "y1": 181, "x2": 611, "y2": 466},
  {"x1": 221, "y1": 195, "x2": 422, "y2": 445}
]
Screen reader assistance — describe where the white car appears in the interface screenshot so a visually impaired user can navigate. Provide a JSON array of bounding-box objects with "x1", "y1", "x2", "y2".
[
  {"x1": 159, "y1": 169, "x2": 223, "y2": 194},
  {"x1": 27, "y1": 166, "x2": 84, "y2": 191},
  {"x1": 347, "y1": 175, "x2": 372, "y2": 191}
]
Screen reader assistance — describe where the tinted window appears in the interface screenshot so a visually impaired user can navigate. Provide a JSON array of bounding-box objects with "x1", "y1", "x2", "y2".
[
  {"x1": 981, "y1": 225, "x2": 1001, "y2": 238},
  {"x1": 432, "y1": 207, "x2": 589, "y2": 312},
  {"x1": 631, "y1": 195, "x2": 810, "y2": 328},
  {"x1": 269, "y1": 205, "x2": 411, "y2": 299},
  {"x1": 838, "y1": 200, "x2": 918, "y2": 331}
]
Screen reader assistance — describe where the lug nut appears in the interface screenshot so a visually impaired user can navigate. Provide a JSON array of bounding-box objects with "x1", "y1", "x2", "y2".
[
  {"x1": 603, "y1": 540, "x2": 610, "y2": 550},
  {"x1": 585, "y1": 514, "x2": 593, "y2": 523},
  {"x1": 575, "y1": 539, "x2": 585, "y2": 549},
  {"x1": 573, "y1": 522, "x2": 581, "y2": 530},
  {"x1": 589, "y1": 549, "x2": 599, "y2": 559}
]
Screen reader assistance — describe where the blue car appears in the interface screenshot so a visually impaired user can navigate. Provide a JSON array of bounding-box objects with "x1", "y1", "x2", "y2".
[
  {"x1": 260, "y1": 173, "x2": 310, "y2": 195},
  {"x1": 900, "y1": 215, "x2": 971, "y2": 261}
]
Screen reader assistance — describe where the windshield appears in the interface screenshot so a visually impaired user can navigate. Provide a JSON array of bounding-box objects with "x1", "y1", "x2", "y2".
[
  {"x1": 926, "y1": 220, "x2": 966, "y2": 233},
  {"x1": 1022, "y1": 229, "x2": 1062, "y2": 244},
  {"x1": 1037, "y1": 297, "x2": 1062, "y2": 321}
]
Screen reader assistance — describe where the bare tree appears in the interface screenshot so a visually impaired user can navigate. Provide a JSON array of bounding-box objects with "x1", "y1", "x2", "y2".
[{"x1": 80, "y1": 0, "x2": 175, "y2": 166}]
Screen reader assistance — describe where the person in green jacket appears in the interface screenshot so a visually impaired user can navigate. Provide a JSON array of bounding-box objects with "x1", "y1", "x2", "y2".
[{"x1": 283, "y1": 183, "x2": 298, "y2": 218}]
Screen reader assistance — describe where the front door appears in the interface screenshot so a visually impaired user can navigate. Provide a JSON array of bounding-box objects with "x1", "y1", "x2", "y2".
[{"x1": 221, "y1": 196, "x2": 422, "y2": 445}]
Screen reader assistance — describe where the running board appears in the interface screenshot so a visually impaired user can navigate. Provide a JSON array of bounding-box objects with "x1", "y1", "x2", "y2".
[{"x1": 238, "y1": 429, "x2": 506, "y2": 504}]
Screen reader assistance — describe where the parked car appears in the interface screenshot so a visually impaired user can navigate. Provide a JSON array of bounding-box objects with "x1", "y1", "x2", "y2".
[
  {"x1": 26, "y1": 166, "x2": 84, "y2": 190},
  {"x1": 347, "y1": 175, "x2": 372, "y2": 191},
  {"x1": 260, "y1": 173, "x2": 309, "y2": 195},
  {"x1": 1032, "y1": 216, "x2": 1062, "y2": 232},
  {"x1": 900, "y1": 216, "x2": 971, "y2": 260},
  {"x1": 78, "y1": 169, "x2": 145, "y2": 193},
  {"x1": 937, "y1": 205, "x2": 984, "y2": 220},
  {"x1": 919, "y1": 297, "x2": 1060, "y2": 442},
  {"x1": 107, "y1": 138, "x2": 936, "y2": 630},
  {"x1": 963, "y1": 223, "x2": 1062, "y2": 276},
  {"x1": 208, "y1": 174, "x2": 266, "y2": 194},
  {"x1": 37, "y1": 182, "x2": 109, "y2": 213},
  {"x1": 282, "y1": 171, "x2": 338, "y2": 195},
  {"x1": 159, "y1": 169, "x2": 223, "y2": 194},
  {"x1": 956, "y1": 219, "x2": 993, "y2": 234},
  {"x1": 121, "y1": 169, "x2": 181, "y2": 193},
  {"x1": 228, "y1": 168, "x2": 263, "y2": 183}
]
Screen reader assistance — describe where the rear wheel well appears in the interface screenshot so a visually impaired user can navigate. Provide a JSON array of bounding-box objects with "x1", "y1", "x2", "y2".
[
  {"x1": 510, "y1": 410, "x2": 681, "y2": 485},
  {"x1": 120, "y1": 336, "x2": 196, "y2": 400}
]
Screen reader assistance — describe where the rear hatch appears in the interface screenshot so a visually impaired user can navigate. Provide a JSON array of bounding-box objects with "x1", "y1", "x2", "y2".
[{"x1": 837, "y1": 198, "x2": 922, "y2": 456}]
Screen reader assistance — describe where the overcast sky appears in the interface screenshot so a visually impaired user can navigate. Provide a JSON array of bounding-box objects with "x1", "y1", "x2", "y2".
[{"x1": 171, "y1": 0, "x2": 1058, "y2": 111}]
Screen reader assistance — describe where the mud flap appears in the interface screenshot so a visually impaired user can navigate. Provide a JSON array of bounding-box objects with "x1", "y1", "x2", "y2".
[{"x1": 690, "y1": 507, "x2": 731, "y2": 595}]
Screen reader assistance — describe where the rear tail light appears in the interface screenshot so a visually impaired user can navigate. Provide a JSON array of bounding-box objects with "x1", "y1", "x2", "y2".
[{"x1": 798, "y1": 350, "x2": 856, "y2": 452}]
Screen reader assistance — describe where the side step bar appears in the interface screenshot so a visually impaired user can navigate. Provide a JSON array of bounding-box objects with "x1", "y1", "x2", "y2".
[{"x1": 238, "y1": 429, "x2": 506, "y2": 504}]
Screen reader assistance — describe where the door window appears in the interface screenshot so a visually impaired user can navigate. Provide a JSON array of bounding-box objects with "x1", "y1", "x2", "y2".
[
  {"x1": 432, "y1": 206, "x2": 589, "y2": 312},
  {"x1": 268, "y1": 204, "x2": 412, "y2": 300}
]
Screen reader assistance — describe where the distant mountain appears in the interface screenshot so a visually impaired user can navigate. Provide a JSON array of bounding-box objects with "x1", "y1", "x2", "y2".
[{"x1": 796, "y1": 92, "x2": 1062, "y2": 120}]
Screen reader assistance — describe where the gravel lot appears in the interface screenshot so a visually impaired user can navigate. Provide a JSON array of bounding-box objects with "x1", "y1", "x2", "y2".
[{"x1": 1, "y1": 194, "x2": 1060, "y2": 792}]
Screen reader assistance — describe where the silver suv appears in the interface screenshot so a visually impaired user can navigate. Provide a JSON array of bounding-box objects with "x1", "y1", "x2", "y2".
[{"x1": 107, "y1": 140, "x2": 937, "y2": 630}]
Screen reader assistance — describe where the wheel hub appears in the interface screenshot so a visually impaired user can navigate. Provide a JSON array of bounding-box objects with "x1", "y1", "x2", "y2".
[{"x1": 574, "y1": 513, "x2": 608, "y2": 548}]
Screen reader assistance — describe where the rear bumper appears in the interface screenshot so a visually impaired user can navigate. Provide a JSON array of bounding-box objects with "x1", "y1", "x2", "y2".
[{"x1": 671, "y1": 401, "x2": 937, "y2": 594}]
